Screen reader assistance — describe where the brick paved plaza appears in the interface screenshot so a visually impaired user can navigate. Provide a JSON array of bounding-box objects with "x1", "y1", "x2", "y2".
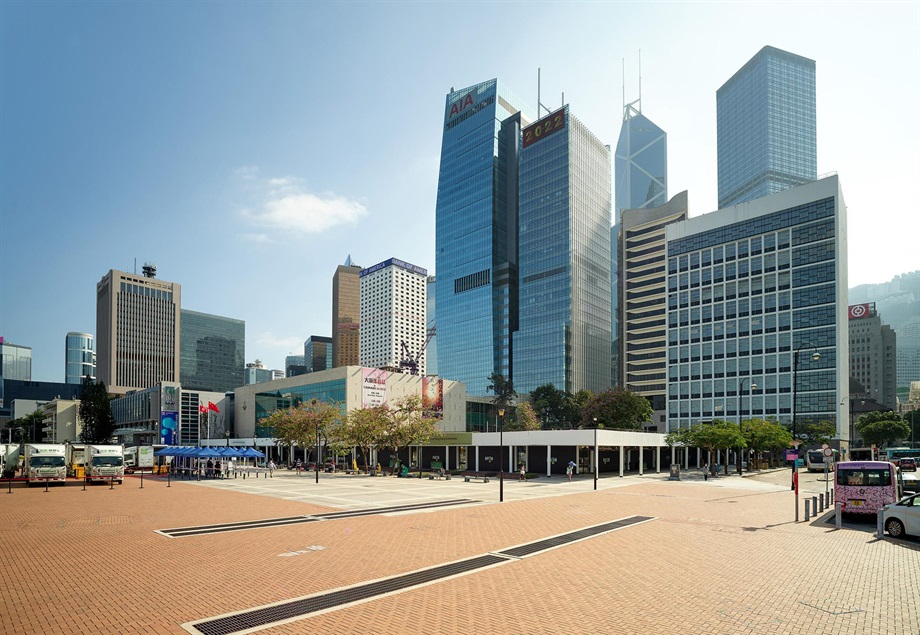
[{"x1": 1, "y1": 468, "x2": 917, "y2": 635}]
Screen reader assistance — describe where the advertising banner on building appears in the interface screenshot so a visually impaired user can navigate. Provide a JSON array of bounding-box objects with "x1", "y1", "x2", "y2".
[
  {"x1": 422, "y1": 376, "x2": 443, "y2": 416},
  {"x1": 159, "y1": 384, "x2": 179, "y2": 444},
  {"x1": 848, "y1": 303, "x2": 873, "y2": 320},
  {"x1": 362, "y1": 368, "x2": 389, "y2": 407}
]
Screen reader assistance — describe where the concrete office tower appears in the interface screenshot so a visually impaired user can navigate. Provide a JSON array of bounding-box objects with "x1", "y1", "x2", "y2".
[
  {"x1": 426, "y1": 276, "x2": 437, "y2": 376},
  {"x1": 665, "y1": 176, "x2": 849, "y2": 443},
  {"x1": 614, "y1": 102, "x2": 667, "y2": 223},
  {"x1": 515, "y1": 106, "x2": 612, "y2": 395},
  {"x1": 96, "y1": 266, "x2": 181, "y2": 395},
  {"x1": 717, "y1": 46, "x2": 816, "y2": 209},
  {"x1": 848, "y1": 303, "x2": 897, "y2": 411},
  {"x1": 332, "y1": 256, "x2": 362, "y2": 368},
  {"x1": 618, "y1": 191, "x2": 689, "y2": 428},
  {"x1": 65, "y1": 332, "x2": 95, "y2": 384},
  {"x1": 435, "y1": 79, "x2": 533, "y2": 395},
  {"x1": 0, "y1": 337, "x2": 32, "y2": 381},
  {"x1": 611, "y1": 226, "x2": 620, "y2": 387},
  {"x1": 179, "y1": 309, "x2": 245, "y2": 393},
  {"x1": 359, "y1": 258, "x2": 428, "y2": 375},
  {"x1": 304, "y1": 336, "x2": 332, "y2": 372}
]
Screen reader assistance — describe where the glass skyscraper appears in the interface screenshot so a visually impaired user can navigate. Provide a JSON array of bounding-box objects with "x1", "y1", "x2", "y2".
[
  {"x1": 664, "y1": 176, "x2": 848, "y2": 442},
  {"x1": 717, "y1": 46, "x2": 817, "y2": 209},
  {"x1": 514, "y1": 106, "x2": 612, "y2": 395},
  {"x1": 434, "y1": 79, "x2": 532, "y2": 395},
  {"x1": 179, "y1": 309, "x2": 245, "y2": 393},
  {"x1": 614, "y1": 104, "x2": 667, "y2": 221},
  {"x1": 65, "y1": 332, "x2": 95, "y2": 384}
]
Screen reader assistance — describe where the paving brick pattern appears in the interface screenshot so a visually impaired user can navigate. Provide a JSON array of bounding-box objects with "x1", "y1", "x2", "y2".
[{"x1": 0, "y1": 471, "x2": 916, "y2": 635}]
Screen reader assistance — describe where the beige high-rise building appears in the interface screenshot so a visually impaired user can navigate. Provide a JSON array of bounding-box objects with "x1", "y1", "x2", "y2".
[
  {"x1": 332, "y1": 256, "x2": 362, "y2": 367},
  {"x1": 96, "y1": 265, "x2": 181, "y2": 395}
]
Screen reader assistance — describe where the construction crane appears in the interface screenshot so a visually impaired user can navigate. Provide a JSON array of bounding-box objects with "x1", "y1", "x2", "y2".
[{"x1": 399, "y1": 326, "x2": 436, "y2": 375}]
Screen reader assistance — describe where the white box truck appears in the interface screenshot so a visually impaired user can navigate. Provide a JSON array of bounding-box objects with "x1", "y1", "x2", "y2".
[
  {"x1": 124, "y1": 445, "x2": 155, "y2": 473},
  {"x1": 85, "y1": 445, "x2": 125, "y2": 483},
  {"x1": 24, "y1": 443, "x2": 67, "y2": 485},
  {"x1": 1, "y1": 443, "x2": 20, "y2": 478}
]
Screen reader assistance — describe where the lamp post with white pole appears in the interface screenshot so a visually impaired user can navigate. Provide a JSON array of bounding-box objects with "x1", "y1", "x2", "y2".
[
  {"x1": 498, "y1": 408, "x2": 505, "y2": 503},
  {"x1": 738, "y1": 379, "x2": 757, "y2": 475},
  {"x1": 791, "y1": 343, "x2": 820, "y2": 520},
  {"x1": 593, "y1": 416, "x2": 598, "y2": 491}
]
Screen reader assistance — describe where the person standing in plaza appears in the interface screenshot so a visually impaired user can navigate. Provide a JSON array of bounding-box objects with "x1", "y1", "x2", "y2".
[
  {"x1": 702, "y1": 462, "x2": 709, "y2": 481},
  {"x1": 566, "y1": 461, "x2": 574, "y2": 482},
  {"x1": 519, "y1": 464, "x2": 526, "y2": 481}
]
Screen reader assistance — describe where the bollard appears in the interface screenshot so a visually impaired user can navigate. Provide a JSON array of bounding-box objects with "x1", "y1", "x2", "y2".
[
  {"x1": 812, "y1": 495, "x2": 818, "y2": 514},
  {"x1": 83, "y1": 476, "x2": 87, "y2": 491},
  {"x1": 44, "y1": 478, "x2": 49, "y2": 493},
  {"x1": 6, "y1": 477, "x2": 12, "y2": 494},
  {"x1": 805, "y1": 498, "x2": 811, "y2": 521},
  {"x1": 819, "y1": 493, "x2": 825, "y2": 511},
  {"x1": 110, "y1": 476, "x2": 115, "y2": 490},
  {"x1": 167, "y1": 470, "x2": 171, "y2": 488},
  {"x1": 140, "y1": 471, "x2": 144, "y2": 489},
  {"x1": 877, "y1": 508, "x2": 885, "y2": 539},
  {"x1": 830, "y1": 488, "x2": 834, "y2": 505},
  {"x1": 197, "y1": 468, "x2": 200, "y2": 482},
  {"x1": 835, "y1": 502, "x2": 842, "y2": 529}
]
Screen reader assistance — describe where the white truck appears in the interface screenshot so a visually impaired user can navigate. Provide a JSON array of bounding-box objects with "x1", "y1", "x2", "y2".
[
  {"x1": 85, "y1": 444, "x2": 125, "y2": 483},
  {"x1": 1, "y1": 443, "x2": 20, "y2": 478},
  {"x1": 124, "y1": 445, "x2": 155, "y2": 473},
  {"x1": 24, "y1": 443, "x2": 67, "y2": 485}
]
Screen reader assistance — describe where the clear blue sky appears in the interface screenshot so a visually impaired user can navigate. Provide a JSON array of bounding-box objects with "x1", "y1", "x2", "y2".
[{"x1": 2, "y1": 1, "x2": 918, "y2": 383}]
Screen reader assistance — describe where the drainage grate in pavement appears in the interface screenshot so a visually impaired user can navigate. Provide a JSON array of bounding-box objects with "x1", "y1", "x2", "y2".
[
  {"x1": 186, "y1": 554, "x2": 507, "y2": 635},
  {"x1": 497, "y1": 516, "x2": 655, "y2": 558},
  {"x1": 181, "y1": 515, "x2": 655, "y2": 635},
  {"x1": 159, "y1": 500, "x2": 480, "y2": 538}
]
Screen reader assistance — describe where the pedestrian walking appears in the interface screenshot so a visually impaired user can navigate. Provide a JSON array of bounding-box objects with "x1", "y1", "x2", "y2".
[
  {"x1": 268, "y1": 459, "x2": 275, "y2": 477},
  {"x1": 566, "y1": 461, "x2": 575, "y2": 482},
  {"x1": 206, "y1": 458, "x2": 214, "y2": 478},
  {"x1": 519, "y1": 464, "x2": 526, "y2": 481},
  {"x1": 702, "y1": 462, "x2": 709, "y2": 481}
]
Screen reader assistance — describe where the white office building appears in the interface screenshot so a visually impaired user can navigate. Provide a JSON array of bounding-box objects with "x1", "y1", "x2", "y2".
[{"x1": 360, "y1": 258, "x2": 428, "y2": 375}]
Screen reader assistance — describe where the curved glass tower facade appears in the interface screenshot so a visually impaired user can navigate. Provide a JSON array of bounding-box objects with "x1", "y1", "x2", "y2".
[{"x1": 65, "y1": 332, "x2": 95, "y2": 384}]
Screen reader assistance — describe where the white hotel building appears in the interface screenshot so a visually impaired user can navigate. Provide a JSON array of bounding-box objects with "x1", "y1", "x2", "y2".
[{"x1": 359, "y1": 258, "x2": 429, "y2": 375}]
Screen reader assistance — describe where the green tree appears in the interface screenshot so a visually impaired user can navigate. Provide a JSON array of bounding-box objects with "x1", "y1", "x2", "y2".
[
  {"x1": 904, "y1": 409, "x2": 920, "y2": 447},
  {"x1": 667, "y1": 420, "x2": 746, "y2": 476},
  {"x1": 530, "y1": 384, "x2": 570, "y2": 428},
  {"x1": 856, "y1": 411, "x2": 910, "y2": 448},
  {"x1": 378, "y1": 396, "x2": 438, "y2": 474},
  {"x1": 79, "y1": 378, "x2": 115, "y2": 443},
  {"x1": 743, "y1": 418, "x2": 793, "y2": 468},
  {"x1": 793, "y1": 419, "x2": 837, "y2": 448},
  {"x1": 486, "y1": 373, "x2": 517, "y2": 409},
  {"x1": 578, "y1": 388, "x2": 652, "y2": 430},
  {"x1": 568, "y1": 390, "x2": 593, "y2": 426},
  {"x1": 341, "y1": 405, "x2": 390, "y2": 473},
  {"x1": 7, "y1": 409, "x2": 45, "y2": 443},
  {"x1": 262, "y1": 398, "x2": 343, "y2": 463},
  {"x1": 514, "y1": 402, "x2": 541, "y2": 431}
]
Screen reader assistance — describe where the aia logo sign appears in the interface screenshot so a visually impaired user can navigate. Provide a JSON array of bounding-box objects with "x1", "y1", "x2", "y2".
[{"x1": 448, "y1": 93, "x2": 474, "y2": 119}]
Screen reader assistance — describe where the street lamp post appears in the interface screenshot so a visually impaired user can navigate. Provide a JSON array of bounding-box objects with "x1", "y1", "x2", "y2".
[
  {"x1": 498, "y1": 408, "x2": 504, "y2": 503},
  {"x1": 738, "y1": 379, "x2": 757, "y2": 475},
  {"x1": 593, "y1": 417, "x2": 598, "y2": 491},
  {"x1": 791, "y1": 344, "x2": 821, "y2": 507}
]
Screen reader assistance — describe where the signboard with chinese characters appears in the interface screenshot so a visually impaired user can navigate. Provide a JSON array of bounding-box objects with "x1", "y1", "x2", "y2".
[
  {"x1": 522, "y1": 107, "x2": 566, "y2": 148},
  {"x1": 361, "y1": 368, "x2": 389, "y2": 407}
]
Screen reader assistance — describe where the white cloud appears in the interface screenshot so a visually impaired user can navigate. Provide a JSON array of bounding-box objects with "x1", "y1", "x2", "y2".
[
  {"x1": 239, "y1": 232, "x2": 271, "y2": 244},
  {"x1": 235, "y1": 167, "x2": 367, "y2": 237}
]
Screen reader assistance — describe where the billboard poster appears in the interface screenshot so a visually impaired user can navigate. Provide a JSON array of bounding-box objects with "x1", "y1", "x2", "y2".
[
  {"x1": 362, "y1": 368, "x2": 389, "y2": 407},
  {"x1": 160, "y1": 411, "x2": 178, "y2": 445},
  {"x1": 422, "y1": 377, "x2": 443, "y2": 416}
]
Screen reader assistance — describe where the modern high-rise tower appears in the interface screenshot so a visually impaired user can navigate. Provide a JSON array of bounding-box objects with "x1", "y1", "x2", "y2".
[
  {"x1": 614, "y1": 102, "x2": 667, "y2": 221},
  {"x1": 179, "y1": 309, "x2": 245, "y2": 393},
  {"x1": 717, "y1": 46, "x2": 817, "y2": 209},
  {"x1": 332, "y1": 256, "x2": 361, "y2": 368},
  {"x1": 514, "y1": 106, "x2": 612, "y2": 395},
  {"x1": 65, "y1": 332, "x2": 95, "y2": 384},
  {"x1": 96, "y1": 265, "x2": 181, "y2": 394},
  {"x1": 434, "y1": 79, "x2": 533, "y2": 395},
  {"x1": 359, "y1": 258, "x2": 428, "y2": 375}
]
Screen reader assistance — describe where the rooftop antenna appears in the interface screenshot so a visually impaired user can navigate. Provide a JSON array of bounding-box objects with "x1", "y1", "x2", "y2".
[
  {"x1": 537, "y1": 68, "x2": 553, "y2": 117},
  {"x1": 638, "y1": 49, "x2": 642, "y2": 111}
]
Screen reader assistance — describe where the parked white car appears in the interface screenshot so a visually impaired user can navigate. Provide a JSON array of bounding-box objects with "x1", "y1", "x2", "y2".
[{"x1": 882, "y1": 493, "x2": 920, "y2": 538}]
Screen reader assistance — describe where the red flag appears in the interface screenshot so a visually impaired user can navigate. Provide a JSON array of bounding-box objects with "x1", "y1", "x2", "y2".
[
  {"x1": 199, "y1": 404, "x2": 207, "y2": 414},
  {"x1": 208, "y1": 401, "x2": 220, "y2": 413}
]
